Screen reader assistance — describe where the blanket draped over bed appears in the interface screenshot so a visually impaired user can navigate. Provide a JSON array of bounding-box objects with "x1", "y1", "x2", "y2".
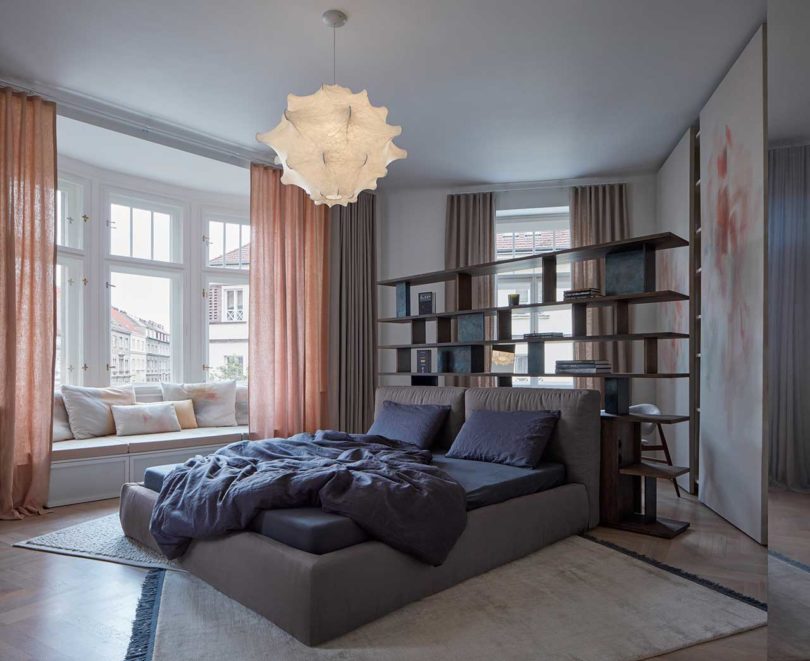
[{"x1": 149, "y1": 431, "x2": 468, "y2": 565}]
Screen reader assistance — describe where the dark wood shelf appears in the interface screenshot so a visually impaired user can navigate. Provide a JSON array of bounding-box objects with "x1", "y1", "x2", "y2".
[
  {"x1": 619, "y1": 461, "x2": 690, "y2": 479},
  {"x1": 379, "y1": 332, "x2": 689, "y2": 349},
  {"x1": 601, "y1": 412, "x2": 690, "y2": 425},
  {"x1": 378, "y1": 232, "x2": 688, "y2": 287},
  {"x1": 379, "y1": 372, "x2": 690, "y2": 379},
  {"x1": 378, "y1": 290, "x2": 688, "y2": 323}
]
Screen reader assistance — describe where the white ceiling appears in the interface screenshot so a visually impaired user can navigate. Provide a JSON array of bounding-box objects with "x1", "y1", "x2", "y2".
[
  {"x1": 0, "y1": 0, "x2": 765, "y2": 189},
  {"x1": 768, "y1": 0, "x2": 810, "y2": 145},
  {"x1": 57, "y1": 116, "x2": 249, "y2": 196}
]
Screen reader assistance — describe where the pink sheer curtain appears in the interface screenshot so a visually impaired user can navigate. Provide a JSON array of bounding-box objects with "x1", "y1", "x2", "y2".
[
  {"x1": 0, "y1": 88, "x2": 57, "y2": 519},
  {"x1": 248, "y1": 165, "x2": 330, "y2": 438}
]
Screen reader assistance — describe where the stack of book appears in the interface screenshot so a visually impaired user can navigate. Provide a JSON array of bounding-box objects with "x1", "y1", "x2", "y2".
[
  {"x1": 555, "y1": 360, "x2": 612, "y2": 374},
  {"x1": 563, "y1": 288, "x2": 601, "y2": 301},
  {"x1": 523, "y1": 332, "x2": 565, "y2": 339}
]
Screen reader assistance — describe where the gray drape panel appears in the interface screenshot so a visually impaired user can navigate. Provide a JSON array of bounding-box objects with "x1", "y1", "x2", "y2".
[
  {"x1": 328, "y1": 193, "x2": 377, "y2": 433},
  {"x1": 768, "y1": 145, "x2": 810, "y2": 491},
  {"x1": 444, "y1": 192, "x2": 495, "y2": 387},
  {"x1": 570, "y1": 184, "x2": 631, "y2": 394}
]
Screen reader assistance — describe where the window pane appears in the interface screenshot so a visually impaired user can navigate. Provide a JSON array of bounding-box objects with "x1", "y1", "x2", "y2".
[
  {"x1": 55, "y1": 264, "x2": 65, "y2": 387},
  {"x1": 57, "y1": 180, "x2": 85, "y2": 249},
  {"x1": 207, "y1": 281, "x2": 248, "y2": 382},
  {"x1": 240, "y1": 225, "x2": 251, "y2": 269},
  {"x1": 153, "y1": 212, "x2": 171, "y2": 262},
  {"x1": 132, "y1": 208, "x2": 152, "y2": 260},
  {"x1": 224, "y1": 223, "x2": 240, "y2": 269},
  {"x1": 110, "y1": 271, "x2": 173, "y2": 383},
  {"x1": 208, "y1": 221, "x2": 224, "y2": 267},
  {"x1": 56, "y1": 190, "x2": 65, "y2": 247},
  {"x1": 110, "y1": 204, "x2": 131, "y2": 257}
]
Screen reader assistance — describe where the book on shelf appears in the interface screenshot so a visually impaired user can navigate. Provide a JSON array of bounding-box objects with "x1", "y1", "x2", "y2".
[
  {"x1": 418, "y1": 292, "x2": 434, "y2": 315},
  {"x1": 555, "y1": 359, "x2": 612, "y2": 374},
  {"x1": 523, "y1": 332, "x2": 565, "y2": 339},
  {"x1": 563, "y1": 288, "x2": 602, "y2": 300},
  {"x1": 416, "y1": 349, "x2": 431, "y2": 374}
]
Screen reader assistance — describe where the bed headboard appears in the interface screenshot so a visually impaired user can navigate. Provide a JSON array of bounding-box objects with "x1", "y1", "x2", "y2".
[{"x1": 373, "y1": 385, "x2": 601, "y2": 528}]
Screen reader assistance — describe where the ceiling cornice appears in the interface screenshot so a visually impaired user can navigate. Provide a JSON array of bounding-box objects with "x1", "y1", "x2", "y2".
[{"x1": 0, "y1": 72, "x2": 276, "y2": 169}]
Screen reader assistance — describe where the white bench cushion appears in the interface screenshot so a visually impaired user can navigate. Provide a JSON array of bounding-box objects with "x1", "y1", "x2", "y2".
[{"x1": 52, "y1": 426, "x2": 248, "y2": 461}]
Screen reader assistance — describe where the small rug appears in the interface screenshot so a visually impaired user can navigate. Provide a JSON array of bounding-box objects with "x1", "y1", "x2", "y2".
[
  {"x1": 14, "y1": 513, "x2": 177, "y2": 570},
  {"x1": 126, "y1": 535, "x2": 766, "y2": 661},
  {"x1": 767, "y1": 551, "x2": 810, "y2": 660}
]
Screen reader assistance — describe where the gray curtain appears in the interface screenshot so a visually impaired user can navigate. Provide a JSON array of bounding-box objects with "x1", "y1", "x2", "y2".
[
  {"x1": 444, "y1": 192, "x2": 495, "y2": 387},
  {"x1": 768, "y1": 145, "x2": 810, "y2": 491},
  {"x1": 570, "y1": 184, "x2": 631, "y2": 394},
  {"x1": 328, "y1": 193, "x2": 377, "y2": 433}
]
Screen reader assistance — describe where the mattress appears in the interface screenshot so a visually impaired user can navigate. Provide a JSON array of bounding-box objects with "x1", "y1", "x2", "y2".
[{"x1": 143, "y1": 455, "x2": 565, "y2": 555}]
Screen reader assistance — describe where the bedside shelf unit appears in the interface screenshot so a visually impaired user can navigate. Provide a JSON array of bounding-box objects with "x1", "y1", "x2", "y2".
[{"x1": 376, "y1": 232, "x2": 692, "y2": 417}]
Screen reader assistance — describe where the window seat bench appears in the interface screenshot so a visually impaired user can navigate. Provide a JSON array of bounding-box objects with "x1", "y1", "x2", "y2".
[{"x1": 49, "y1": 425, "x2": 248, "y2": 507}]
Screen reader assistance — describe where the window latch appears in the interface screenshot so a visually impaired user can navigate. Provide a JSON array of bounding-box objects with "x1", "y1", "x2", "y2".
[
  {"x1": 82, "y1": 214, "x2": 89, "y2": 223},
  {"x1": 105, "y1": 282, "x2": 116, "y2": 289},
  {"x1": 202, "y1": 364, "x2": 210, "y2": 371},
  {"x1": 82, "y1": 277, "x2": 88, "y2": 286},
  {"x1": 81, "y1": 364, "x2": 88, "y2": 371}
]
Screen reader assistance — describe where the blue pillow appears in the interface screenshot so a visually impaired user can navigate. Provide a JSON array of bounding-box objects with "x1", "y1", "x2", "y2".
[
  {"x1": 446, "y1": 409, "x2": 561, "y2": 468},
  {"x1": 367, "y1": 401, "x2": 451, "y2": 449}
]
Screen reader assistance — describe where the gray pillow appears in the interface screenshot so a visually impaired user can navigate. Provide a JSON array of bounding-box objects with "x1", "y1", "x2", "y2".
[
  {"x1": 367, "y1": 400, "x2": 451, "y2": 449},
  {"x1": 446, "y1": 409, "x2": 561, "y2": 468}
]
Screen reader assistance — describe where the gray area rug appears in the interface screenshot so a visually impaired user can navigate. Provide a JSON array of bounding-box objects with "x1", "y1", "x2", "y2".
[
  {"x1": 14, "y1": 513, "x2": 177, "y2": 570},
  {"x1": 767, "y1": 552, "x2": 810, "y2": 660},
  {"x1": 128, "y1": 535, "x2": 766, "y2": 661}
]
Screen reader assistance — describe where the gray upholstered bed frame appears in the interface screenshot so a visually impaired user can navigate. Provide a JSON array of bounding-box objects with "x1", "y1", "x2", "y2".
[{"x1": 119, "y1": 386, "x2": 600, "y2": 645}]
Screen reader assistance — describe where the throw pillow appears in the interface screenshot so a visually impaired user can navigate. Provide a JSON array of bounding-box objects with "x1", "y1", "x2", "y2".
[
  {"x1": 61, "y1": 384, "x2": 136, "y2": 439},
  {"x1": 446, "y1": 409, "x2": 561, "y2": 468},
  {"x1": 111, "y1": 402, "x2": 182, "y2": 436},
  {"x1": 160, "y1": 380, "x2": 237, "y2": 427}
]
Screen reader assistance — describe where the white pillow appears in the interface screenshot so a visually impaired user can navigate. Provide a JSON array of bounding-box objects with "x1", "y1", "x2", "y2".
[
  {"x1": 160, "y1": 381, "x2": 237, "y2": 427},
  {"x1": 235, "y1": 385, "x2": 249, "y2": 426},
  {"x1": 52, "y1": 392, "x2": 74, "y2": 442},
  {"x1": 111, "y1": 402, "x2": 182, "y2": 437},
  {"x1": 61, "y1": 384, "x2": 136, "y2": 439}
]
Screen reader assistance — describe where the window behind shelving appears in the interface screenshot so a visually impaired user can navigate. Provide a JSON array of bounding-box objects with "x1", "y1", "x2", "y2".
[{"x1": 495, "y1": 206, "x2": 573, "y2": 387}]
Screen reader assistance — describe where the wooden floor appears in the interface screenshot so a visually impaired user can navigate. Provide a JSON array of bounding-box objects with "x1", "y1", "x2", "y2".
[
  {"x1": 0, "y1": 485, "x2": 769, "y2": 661},
  {"x1": 767, "y1": 487, "x2": 810, "y2": 661}
]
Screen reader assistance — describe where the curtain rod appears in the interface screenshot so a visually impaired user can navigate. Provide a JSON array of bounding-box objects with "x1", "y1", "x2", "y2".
[
  {"x1": 0, "y1": 75, "x2": 277, "y2": 170},
  {"x1": 448, "y1": 172, "x2": 656, "y2": 195}
]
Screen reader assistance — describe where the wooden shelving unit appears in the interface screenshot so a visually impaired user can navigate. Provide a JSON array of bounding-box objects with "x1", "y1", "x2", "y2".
[
  {"x1": 377, "y1": 231, "x2": 691, "y2": 416},
  {"x1": 377, "y1": 230, "x2": 694, "y2": 538}
]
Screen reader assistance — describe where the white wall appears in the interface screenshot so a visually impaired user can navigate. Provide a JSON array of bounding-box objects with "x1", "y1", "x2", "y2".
[
  {"x1": 377, "y1": 174, "x2": 658, "y2": 399},
  {"x1": 654, "y1": 129, "x2": 693, "y2": 489}
]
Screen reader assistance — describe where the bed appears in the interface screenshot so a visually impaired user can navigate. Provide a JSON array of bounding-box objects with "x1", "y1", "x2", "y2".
[{"x1": 119, "y1": 386, "x2": 600, "y2": 645}]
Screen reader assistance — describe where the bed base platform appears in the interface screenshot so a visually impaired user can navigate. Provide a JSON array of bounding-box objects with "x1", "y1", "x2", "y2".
[{"x1": 120, "y1": 480, "x2": 589, "y2": 646}]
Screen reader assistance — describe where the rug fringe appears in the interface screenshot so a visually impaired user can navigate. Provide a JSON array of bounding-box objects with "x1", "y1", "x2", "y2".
[
  {"x1": 125, "y1": 569, "x2": 165, "y2": 661},
  {"x1": 580, "y1": 533, "x2": 767, "y2": 611}
]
